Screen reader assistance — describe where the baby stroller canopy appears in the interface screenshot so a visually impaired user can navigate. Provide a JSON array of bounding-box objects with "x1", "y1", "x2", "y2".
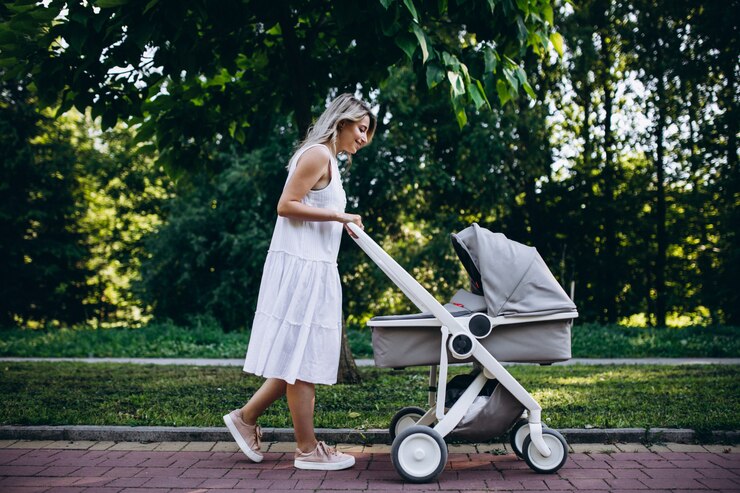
[{"x1": 451, "y1": 224, "x2": 576, "y2": 318}]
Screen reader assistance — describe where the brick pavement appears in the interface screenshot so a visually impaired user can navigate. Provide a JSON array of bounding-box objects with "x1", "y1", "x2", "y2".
[{"x1": 0, "y1": 440, "x2": 738, "y2": 492}]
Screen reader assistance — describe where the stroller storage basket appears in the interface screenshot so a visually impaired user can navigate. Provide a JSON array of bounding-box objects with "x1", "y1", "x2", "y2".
[
  {"x1": 372, "y1": 318, "x2": 572, "y2": 368},
  {"x1": 450, "y1": 384, "x2": 525, "y2": 442}
]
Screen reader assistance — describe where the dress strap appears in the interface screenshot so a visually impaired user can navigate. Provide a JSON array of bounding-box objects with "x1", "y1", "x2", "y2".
[{"x1": 288, "y1": 143, "x2": 336, "y2": 176}]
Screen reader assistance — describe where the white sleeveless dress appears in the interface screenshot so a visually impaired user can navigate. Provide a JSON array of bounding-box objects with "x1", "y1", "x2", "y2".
[{"x1": 243, "y1": 143, "x2": 347, "y2": 385}]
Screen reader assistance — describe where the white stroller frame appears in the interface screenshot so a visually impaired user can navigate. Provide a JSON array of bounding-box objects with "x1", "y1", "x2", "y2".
[{"x1": 347, "y1": 223, "x2": 577, "y2": 482}]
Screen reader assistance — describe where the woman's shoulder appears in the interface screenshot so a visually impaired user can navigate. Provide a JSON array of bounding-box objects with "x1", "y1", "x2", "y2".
[{"x1": 294, "y1": 143, "x2": 334, "y2": 169}]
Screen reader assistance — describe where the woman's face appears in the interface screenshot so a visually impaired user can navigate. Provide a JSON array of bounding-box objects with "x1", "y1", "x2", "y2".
[{"x1": 336, "y1": 115, "x2": 371, "y2": 155}]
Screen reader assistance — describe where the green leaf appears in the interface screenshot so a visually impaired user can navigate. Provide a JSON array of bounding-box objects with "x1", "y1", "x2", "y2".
[
  {"x1": 475, "y1": 79, "x2": 491, "y2": 109},
  {"x1": 380, "y1": 0, "x2": 395, "y2": 8},
  {"x1": 411, "y1": 23, "x2": 429, "y2": 63},
  {"x1": 95, "y1": 0, "x2": 130, "y2": 7},
  {"x1": 484, "y1": 48, "x2": 498, "y2": 74},
  {"x1": 515, "y1": 0, "x2": 528, "y2": 15},
  {"x1": 467, "y1": 82, "x2": 485, "y2": 110},
  {"x1": 550, "y1": 31, "x2": 564, "y2": 56},
  {"x1": 447, "y1": 70, "x2": 465, "y2": 97},
  {"x1": 543, "y1": 4, "x2": 554, "y2": 25},
  {"x1": 496, "y1": 79, "x2": 511, "y2": 105},
  {"x1": 425, "y1": 63, "x2": 445, "y2": 88},
  {"x1": 395, "y1": 32, "x2": 416, "y2": 60},
  {"x1": 143, "y1": 0, "x2": 160, "y2": 14},
  {"x1": 453, "y1": 99, "x2": 467, "y2": 128},
  {"x1": 516, "y1": 16, "x2": 528, "y2": 42},
  {"x1": 487, "y1": 0, "x2": 497, "y2": 13},
  {"x1": 438, "y1": 0, "x2": 448, "y2": 14},
  {"x1": 522, "y1": 80, "x2": 536, "y2": 99},
  {"x1": 402, "y1": 0, "x2": 419, "y2": 21}
]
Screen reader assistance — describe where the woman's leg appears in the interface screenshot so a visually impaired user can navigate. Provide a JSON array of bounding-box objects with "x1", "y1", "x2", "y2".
[
  {"x1": 286, "y1": 380, "x2": 318, "y2": 453},
  {"x1": 240, "y1": 378, "x2": 287, "y2": 425}
]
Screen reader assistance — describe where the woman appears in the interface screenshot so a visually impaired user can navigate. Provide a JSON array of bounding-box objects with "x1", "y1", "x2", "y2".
[{"x1": 224, "y1": 93, "x2": 376, "y2": 471}]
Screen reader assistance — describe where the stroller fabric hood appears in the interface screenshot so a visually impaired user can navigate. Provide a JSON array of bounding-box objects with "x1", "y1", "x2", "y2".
[{"x1": 451, "y1": 224, "x2": 577, "y2": 318}]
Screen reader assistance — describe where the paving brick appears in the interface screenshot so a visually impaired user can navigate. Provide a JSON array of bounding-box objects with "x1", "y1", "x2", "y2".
[
  {"x1": 36, "y1": 465, "x2": 82, "y2": 476},
  {"x1": 197, "y1": 477, "x2": 241, "y2": 488},
  {"x1": 179, "y1": 467, "x2": 230, "y2": 478},
  {"x1": 142, "y1": 476, "x2": 204, "y2": 488},
  {"x1": 211, "y1": 441, "x2": 240, "y2": 452},
  {"x1": 640, "y1": 478, "x2": 705, "y2": 489},
  {"x1": 697, "y1": 477, "x2": 740, "y2": 489},
  {"x1": 152, "y1": 441, "x2": 188, "y2": 451},
  {"x1": 568, "y1": 478, "x2": 611, "y2": 489},
  {"x1": 118, "y1": 488, "x2": 170, "y2": 493},
  {"x1": 615, "y1": 443, "x2": 651, "y2": 453},
  {"x1": 71, "y1": 476, "x2": 116, "y2": 487},
  {"x1": 40, "y1": 441, "x2": 97, "y2": 450},
  {"x1": 88, "y1": 441, "x2": 117, "y2": 450},
  {"x1": 7, "y1": 441, "x2": 56, "y2": 449},
  {"x1": 0, "y1": 476, "x2": 80, "y2": 487},
  {"x1": 234, "y1": 478, "x2": 275, "y2": 489},
  {"x1": 558, "y1": 468, "x2": 614, "y2": 479},
  {"x1": 101, "y1": 466, "x2": 146, "y2": 478},
  {"x1": 697, "y1": 467, "x2": 740, "y2": 478},
  {"x1": 6, "y1": 455, "x2": 59, "y2": 467},
  {"x1": 605, "y1": 478, "x2": 649, "y2": 489},
  {"x1": 108, "y1": 442, "x2": 161, "y2": 451},
  {"x1": 263, "y1": 441, "x2": 295, "y2": 453},
  {"x1": 702, "y1": 444, "x2": 739, "y2": 453},
  {"x1": 133, "y1": 466, "x2": 188, "y2": 477},
  {"x1": 0, "y1": 465, "x2": 49, "y2": 476},
  {"x1": 665, "y1": 443, "x2": 709, "y2": 452},
  {"x1": 181, "y1": 441, "x2": 216, "y2": 451},
  {"x1": 104, "y1": 476, "x2": 150, "y2": 487}
]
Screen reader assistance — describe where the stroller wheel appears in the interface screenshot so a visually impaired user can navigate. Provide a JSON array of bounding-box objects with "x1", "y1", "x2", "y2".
[
  {"x1": 389, "y1": 406, "x2": 428, "y2": 441},
  {"x1": 522, "y1": 428, "x2": 568, "y2": 474},
  {"x1": 510, "y1": 419, "x2": 550, "y2": 458},
  {"x1": 391, "y1": 425, "x2": 447, "y2": 483},
  {"x1": 509, "y1": 418, "x2": 529, "y2": 458}
]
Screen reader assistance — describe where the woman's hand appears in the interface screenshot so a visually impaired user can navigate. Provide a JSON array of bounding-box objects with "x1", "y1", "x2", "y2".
[{"x1": 338, "y1": 212, "x2": 363, "y2": 238}]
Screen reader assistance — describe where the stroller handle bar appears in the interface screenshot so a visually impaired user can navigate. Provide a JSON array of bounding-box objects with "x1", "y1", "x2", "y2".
[
  {"x1": 346, "y1": 223, "x2": 467, "y2": 333},
  {"x1": 346, "y1": 222, "x2": 554, "y2": 457}
]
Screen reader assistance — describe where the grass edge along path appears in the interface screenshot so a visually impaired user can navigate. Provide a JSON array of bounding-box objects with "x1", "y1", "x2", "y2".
[
  {"x1": 1, "y1": 362, "x2": 738, "y2": 433},
  {"x1": 1, "y1": 323, "x2": 739, "y2": 358}
]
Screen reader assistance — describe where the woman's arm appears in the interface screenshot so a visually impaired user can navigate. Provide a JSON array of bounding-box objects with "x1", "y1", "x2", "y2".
[{"x1": 276, "y1": 146, "x2": 357, "y2": 225}]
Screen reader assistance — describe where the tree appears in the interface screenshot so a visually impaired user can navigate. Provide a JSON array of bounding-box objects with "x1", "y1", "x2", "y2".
[
  {"x1": 1, "y1": 0, "x2": 561, "y2": 174},
  {"x1": 0, "y1": 81, "x2": 93, "y2": 326}
]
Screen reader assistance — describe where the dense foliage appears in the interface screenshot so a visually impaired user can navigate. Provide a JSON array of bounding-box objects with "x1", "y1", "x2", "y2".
[{"x1": 0, "y1": 0, "x2": 737, "y2": 331}]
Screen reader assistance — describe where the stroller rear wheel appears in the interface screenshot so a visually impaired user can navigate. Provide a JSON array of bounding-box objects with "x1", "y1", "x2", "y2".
[
  {"x1": 391, "y1": 425, "x2": 447, "y2": 483},
  {"x1": 389, "y1": 406, "x2": 428, "y2": 441},
  {"x1": 521, "y1": 428, "x2": 568, "y2": 474}
]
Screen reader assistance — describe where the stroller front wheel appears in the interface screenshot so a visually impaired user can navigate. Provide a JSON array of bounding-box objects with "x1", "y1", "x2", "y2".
[
  {"x1": 391, "y1": 425, "x2": 447, "y2": 483},
  {"x1": 522, "y1": 428, "x2": 568, "y2": 474},
  {"x1": 389, "y1": 406, "x2": 428, "y2": 441}
]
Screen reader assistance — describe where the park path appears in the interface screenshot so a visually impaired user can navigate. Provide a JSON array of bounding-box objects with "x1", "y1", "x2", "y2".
[
  {"x1": 2, "y1": 357, "x2": 739, "y2": 366},
  {"x1": 0, "y1": 439, "x2": 738, "y2": 492}
]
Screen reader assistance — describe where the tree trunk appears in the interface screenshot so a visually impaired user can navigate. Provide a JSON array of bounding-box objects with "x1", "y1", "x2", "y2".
[
  {"x1": 600, "y1": 20, "x2": 618, "y2": 324},
  {"x1": 277, "y1": 2, "x2": 313, "y2": 138},
  {"x1": 654, "y1": 39, "x2": 667, "y2": 328},
  {"x1": 336, "y1": 318, "x2": 362, "y2": 384}
]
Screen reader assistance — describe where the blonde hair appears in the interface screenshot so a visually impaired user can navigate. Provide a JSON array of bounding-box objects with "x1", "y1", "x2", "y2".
[{"x1": 291, "y1": 93, "x2": 377, "y2": 169}]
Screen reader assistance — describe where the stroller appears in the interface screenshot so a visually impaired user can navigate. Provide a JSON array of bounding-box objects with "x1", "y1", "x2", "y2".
[{"x1": 348, "y1": 222, "x2": 578, "y2": 483}]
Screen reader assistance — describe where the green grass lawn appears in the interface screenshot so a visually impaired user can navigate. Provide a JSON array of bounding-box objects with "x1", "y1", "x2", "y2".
[
  {"x1": 1, "y1": 322, "x2": 738, "y2": 359},
  {"x1": 1, "y1": 362, "x2": 737, "y2": 432}
]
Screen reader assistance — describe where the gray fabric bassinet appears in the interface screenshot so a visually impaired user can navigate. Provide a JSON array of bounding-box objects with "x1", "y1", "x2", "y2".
[
  {"x1": 371, "y1": 318, "x2": 572, "y2": 367},
  {"x1": 369, "y1": 224, "x2": 576, "y2": 368}
]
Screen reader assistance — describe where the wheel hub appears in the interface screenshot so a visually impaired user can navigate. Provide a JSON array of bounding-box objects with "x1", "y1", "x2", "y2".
[{"x1": 413, "y1": 448, "x2": 425, "y2": 460}]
